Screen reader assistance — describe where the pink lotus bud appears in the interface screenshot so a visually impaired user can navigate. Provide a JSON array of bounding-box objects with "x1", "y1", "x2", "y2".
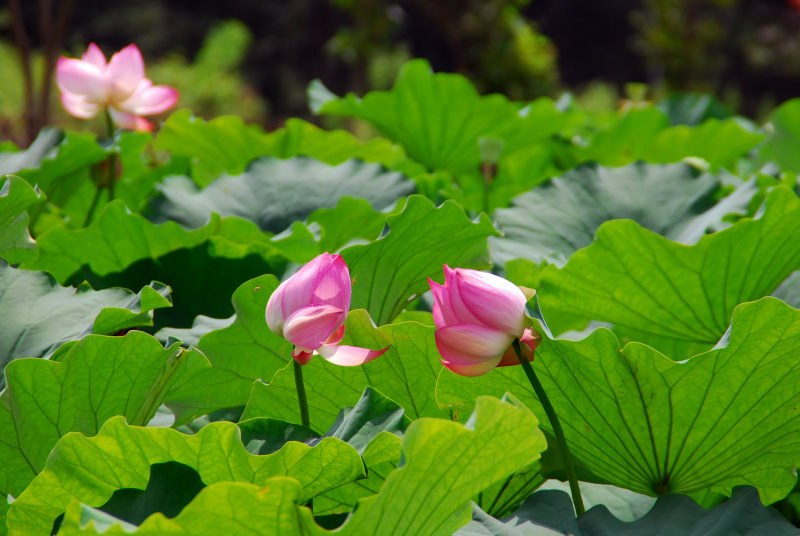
[
  {"x1": 56, "y1": 43, "x2": 179, "y2": 132},
  {"x1": 266, "y1": 253, "x2": 388, "y2": 366},
  {"x1": 428, "y1": 265, "x2": 540, "y2": 376}
]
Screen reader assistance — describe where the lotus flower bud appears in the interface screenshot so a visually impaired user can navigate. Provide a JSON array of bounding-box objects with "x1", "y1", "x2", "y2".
[
  {"x1": 266, "y1": 252, "x2": 387, "y2": 366},
  {"x1": 428, "y1": 265, "x2": 540, "y2": 376},
  {"x1": 56, "y1": 43, "x2": 179, "y2": 132}
]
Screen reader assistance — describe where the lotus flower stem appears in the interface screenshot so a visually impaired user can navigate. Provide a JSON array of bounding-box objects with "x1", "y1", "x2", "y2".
[
  {"x1": 512, "y1": 338, "x2": 585, "y2": 516},
  {"x1": 83, "y1": 184, "x2": 103, "y2": 227},
  {"x1": 105, "y1": 109, "x2": 117, "y2": 202},
  {"x1": 293, "y1": 359, "x2": 311, "y2": 429}
]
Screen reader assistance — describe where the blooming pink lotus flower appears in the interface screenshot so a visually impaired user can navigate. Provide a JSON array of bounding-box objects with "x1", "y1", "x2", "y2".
[
  {"x1": 428, "y1": 266, "x2": 541, "y2": 377},
  {"x1": 266, "y1": 253, "x2": 388, "y2": 366},
  {"x1": 56, "y1": 43, "x2": 178, "y2": 132}
]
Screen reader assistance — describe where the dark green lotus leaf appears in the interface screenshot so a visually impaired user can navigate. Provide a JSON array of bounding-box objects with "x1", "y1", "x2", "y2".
[
  {"x1": 490, "y1": 162, "x2": 754, "y2": 267},
  {"x1": 313, "y1": 386, "x2": 410, "y2": 453},
  {"x1": 155, "y1": 315, "x2": 235, "y2": 348},
  {"x1": 538, "y1": 187, "x2": 800, "y2": 356},
  {"x1": 341, "y1": 195, "x2": 499, "y2": 325},
  {"x1": 438, "y1": 297, "x2": 800, "y2": 504},
  {"x1": 148, "y1": 156, "x2": 415, "y2": 234},
  {"x1": 534, "y1": 481, "x2": 656, "y2": 522},
  {"x1": 0, "y1": 176, "x2": 44, "y2": 264},
  {"x1": 0, "y1": 128, "x2": 62, "y2": 178},
  {"x1": 0, "y1": 263, "x2": 171, "y2": 388},
  {"x1": 92, "y1": 462, "x2": 206, "y2": 527},
  {"x1": 8, "y1": 414, "x2": 365, "y2": 535},
  {"x1": 657, "y1": 92, "x2": 732, "y2": 127},
  {"x1": 23, "y1": 201, "x2": 289, "y2": 329},
  {"x1": 456, "y1": 486, "x2": 797, "y2": 536},
  {"x1": 237, "y1": 419, "x2": 318, "y2": 456}
]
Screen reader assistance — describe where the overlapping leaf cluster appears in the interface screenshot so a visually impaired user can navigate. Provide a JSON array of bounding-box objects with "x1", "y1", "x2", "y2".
[{"x1": 2, "y1": 59, "x2": 800, "y2": 535}]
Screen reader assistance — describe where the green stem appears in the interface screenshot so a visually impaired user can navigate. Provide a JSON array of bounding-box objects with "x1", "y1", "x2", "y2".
[
  {"x1": 293, "y1": 359, "x2": 311, "y2": 429},
  {"x1": 83, "y1": 185, "x2": 103, "y2": 227},
  {"x1": 512, "y1": 339, "x2": 585, "y2": 516},
  {"x1": 104, "y1": 109, "x2": 116, "y2": 202},
  {"x1": 292, "y1": 358, "x2": 313, "y2": 512}
]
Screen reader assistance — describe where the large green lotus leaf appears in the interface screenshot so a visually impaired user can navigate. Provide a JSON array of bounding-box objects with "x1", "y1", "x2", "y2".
[
  {"x1": 149, "y1": 156, "x2": 415, "y2": 234},
  {"x1": 438, "y1": 297, "x2": 800, "y2": 503},
  {"x1": 537, "y1": 187, "x2": 800, "y2": 356},
  {"x1": 46, "y1": 396, "x2": 544, "y2": 536},
  {"x1": 240, "y1": 386, "x2": 409, "y2": 516},
  {"x1": 153, "y1": 110, "x2": 272, "y2": 186},
  {"x1": 7, "y1": 414, "x2": 365, "y2": 536},
  {"x1": 0, "y1": 129, "x2": 61, "y2": 178},
  {"x1": 759, "y1": 98, "x2": 800, "y2": 172},
  {"x1": 0, "y1": 332, "x2": 197, "y2": 500},
  {"x1": 456, "y1": 486, "x2": 797, "y2": 536},
  {"x1": 194, "y1": 274, "x2": 288, "y2": 378},
  {"x1": 264, "y1": 196, "x2": 394, "y2": 264},
  {"x1": 263, "y1": 118, "x2": 426, "y2": 178},
  {"x1": 307, "y1": 196, "x2": 388, "y2": 253},
  {"x1": 577, "y1": 107, "x2": 761, "y2": 170},
  {"x1": 0, "y1": 176, "x2": 44, "y2": 264},
  {"x1": 341, "y1": 195, "x2": 499, "y2": 325},
  {"x1": 577, "y1": 107, "x2": 669, "y2": 167},
  {"x1": 317, "y1": 395, "x2": 547, "y2": 536},
  {"x1": 641, "y1": 118, "x2": 764, "y2": 170},
  {"x1": 160, "y1": 360, "x2": 255, "y2": 428},
  {"x1": 154, "y1": 111, "x2": 424, "y2": 188},
  {"x1": 23, "y1": 201, "x2": 289, "y2": 329},
  {"x1": 657, "y1": 92, "x2": 732, "y2": 127},
  {"x1": 242, "y1": 310, "x2": 448, "y2": 431},
  {"x1": 312, "y1": 59, "x2": 566, "y2": 176},
  {"x1": 490, "y1": 162, "x2": 754, "y2": 268},
  {"x1": 0, "y1": 263, "x2": 171, "y2": 387}
]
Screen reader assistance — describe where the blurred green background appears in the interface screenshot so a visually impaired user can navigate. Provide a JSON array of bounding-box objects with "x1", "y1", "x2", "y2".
[{"x1": 2, "y1": 0, "x2": 800, "y2": 145}]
